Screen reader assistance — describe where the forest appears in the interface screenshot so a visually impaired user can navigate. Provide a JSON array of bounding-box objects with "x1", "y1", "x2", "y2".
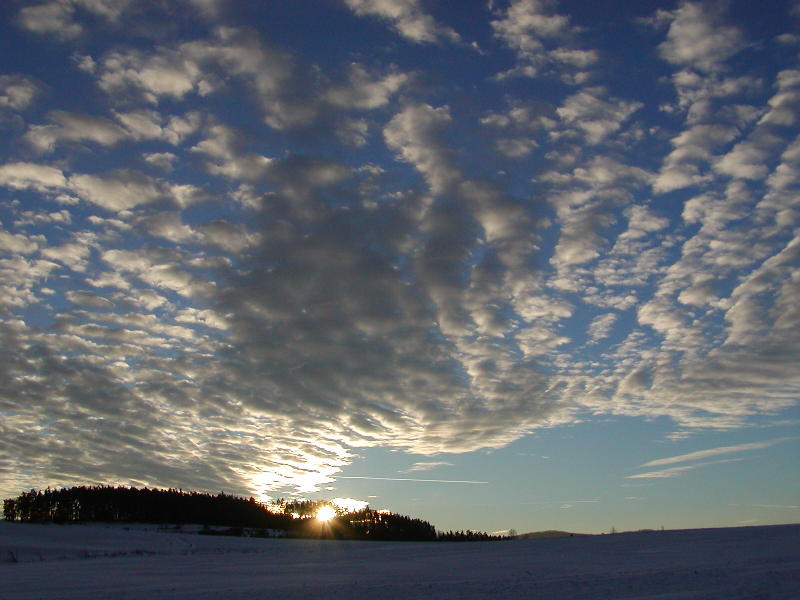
[{"x1": 3, "y1": 486, "x2": 507, "y2": 542}]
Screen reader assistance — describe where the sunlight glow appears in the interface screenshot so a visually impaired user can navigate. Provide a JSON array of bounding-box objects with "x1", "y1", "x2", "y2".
[{"x1": 316, "y1": 505, "x2": 336, "y2": 522}]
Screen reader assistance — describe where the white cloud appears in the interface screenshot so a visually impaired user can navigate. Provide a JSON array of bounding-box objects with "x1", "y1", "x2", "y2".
[
  {"x1": 654, "y1": 124, "x2": 739, "y2": 193},
  {"x1": 191, "y1": 124, "x2": 273, "y2": 181},
  {"x1": 384, "y1": 103, "x2": 458, "y2": 194},
  {"x1": 325, "y1": 64, "x2": 408, "y2": 110},
  {"x1": 401, "y1": 461, "x2": 454, "y2": 473},
  {"x1": 636, "y1": 296, "x2": 686, "y2": 335},
  {"x1": 174, "y1": 307, "x2": 230, "y2": 330},
  {"x1": 25, "y1": 111, "x2": 128, "y2": 153},
  {"x1": 491, "y1": 0, "x2": 595, "y2": 80},
  {"x1": 0, "y1": 230, "x2": 44, "y2": 255},
  {"x1": 40, "y1": 236, "x2": 94, "y2": 272},
  {"x1": 714, "y1": 131, "x2": 781, "y2": 180},
  {"x1": 0, "y1": 257, "x2": 59, "y2": 308},
  {"x1": 196, "y1": 220, "x2": 261, "y2": 253},
  {"x1": 620, "y1": 205, "x2": 669, "y2": 241},
  {"x1": 496, "y1": 137, "x2": 537, "y2": 158},
  {"x1": 168, "y1": 183, "x2": 209, "y2": 209},
  {"x1": 13, "y1": 209, "x2": 72, "y2": 227},
  {"x1": 657, "y1": 2, "x2": 744, "y2": 73},
  {"x1": 556, "y1": 88, "x2": 642, "y2": 144},
  {"x1": 96, "y1": 27, "x2": 406, "y2": 131},
  {"x1": 69, "y1": 170, "x2": 164, "y2": 211},
  {"x1": 587, "y1": 313, "x2": 618, "y2": 343},
  {"x1": 0, "y1": 162, "x2": 67, "y2": 192},
  {"x1": 144, "y1": 152, "x2": 177, "y2": 171},
  {"x1": 343, "y1": 0, "x2": 460, "y2": 44},
  {"x1": 0, "y1": 75, "x2": 40, "y2": 111},
  {"x1": 101, "y1": 248, "x2": 215, "y2": 297},
  {"x1": 714, "y1": 70, "x2": 800, "y2": 180},
  {"x1": 641, "y1": 438, "x2": 795, "y2": 468},
  {"x1": 482, "y1": 100, "x2": 552, "y2": 158},
  {"x1": 113, "y1": 110, "x2": 165, "y2": 140},
  {"x1": 98, "y1": 48, "x2": 206, "y2": 103},
  {"x1": 16, "y1": 0, "x2": 132, "y2": 40},
  {"x1": 628, "y1": 457, "x2": 744, "y2": 479},
  {"x1": 492, "y1": 0, "x2": 570, "y2": 59},
  {"x1": 335, "y1": 118, "x2": 369, "y2": 147},
  {"x1": 17, "y1": 2, "x2": 83, "y2": 40},
  {"x1": 65, "y1": 290, "x2": 115, "y2": 308}
]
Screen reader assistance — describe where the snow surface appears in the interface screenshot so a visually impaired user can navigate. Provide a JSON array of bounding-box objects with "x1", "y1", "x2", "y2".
[{"x1": 1, "y1": 522, "x2": 798, "y2": 599}]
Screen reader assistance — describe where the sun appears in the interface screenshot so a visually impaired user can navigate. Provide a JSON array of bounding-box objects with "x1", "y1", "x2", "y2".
[{"x1": 316, "y1": 505, "x2": 336, "y2": 522}]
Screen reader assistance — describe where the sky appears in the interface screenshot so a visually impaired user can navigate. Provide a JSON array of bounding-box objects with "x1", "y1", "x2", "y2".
[{"x1": 0, "y1": 0, "x2": 798, "y2": 535}]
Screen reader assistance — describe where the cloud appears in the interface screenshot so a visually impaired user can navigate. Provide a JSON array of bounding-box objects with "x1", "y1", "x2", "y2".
[
  {"x1": 187, "y1": 0, "x2": 226, "y2": 18},
  {"x1": 17, "y1": 2, "x2": 84, "y2": 40},
  {"x1": 325, "y1": 64, "x2": 408, "y2": 110},
  {"x1": 547, "y1": 156, "x2": 651, "y2": 272},
  {"x1": 496, "y1": 137, "x2": 538, "y2": 158},
  {"x1": 101, "y1": 247, "x2": 216, "y2": 297},
  {"x1": 65, "y1": 290, "x2": 115, "y2": 309},
  {"x1": 343, "y1": 0, "x2": 460, "y2": 44},
  {"x1": 0, "y1": 75, "x2": 41, "y2": 111},
  {"x1": 400, "y1": 461, "x2": 454, "y2": 473},
  {"x1": 16, "y1": 0, "x2": 132, "y2": 40},
  {"x1": 26, "y1": 111, "x2": 129, "y2": 153},
  {"x1": 144, "y1": 152, "x2": 177, "y2": 171},
  {"x1": 556, "y1": 88, "x2": 642, "y2": 145},
  {"x1": 97, "y1": 47, "x2": 209, "y2": 103},
  {"x1": 0, "y1": 162, "x2": 67, "y2": 192},
  {"x1": 95, "y1": 27, "x2": 406, "y2": 131},
  {"x1": 714, "y1": 72, "x2": 800, "y2": 180},
  {"x1": 331, "y1": 497, "x2": 369, "y2": 512},
  {"x1": 339, "y1": 476, "x2": 487, "y2": 484},
  {"x1": 384, "y1": 103, "x2": 458, "y2": 194},
  {"x1": 491, "y1": 0, "x2": 596, "y2": 80},
  {"x1": 40, "y1": 237, "x2": 93, "y2": 272},
  {"x1": 587, "y1": 313, "x2": 618, "y2": 343},
  {"x1": 2, "y1": 2, "x2": 799, "y2": 504},
  {"x1": 640, "y1": 437, "x2": 795, "y2": 468},
  {"x1": 656, "y1": 2, "x2": 744, "y2": 73},
  {"x1": 190, "y1": 124, "x2": 273, "y2": 181},
  {"x1": 0, "y1": 230, "x2": 44, "y2": 255},
  {"x1": 69, "y1": 170, "x2": 165, "y2": 211},
  {"x1": 653, "y1": 124, "x2": 739, "y2": 193},
  {"x1": 13, "y1": 209, "x2": 72, "y2": 227},
  {"x1": 628, "y1": 458, "x2": 744, "y2": 479}
]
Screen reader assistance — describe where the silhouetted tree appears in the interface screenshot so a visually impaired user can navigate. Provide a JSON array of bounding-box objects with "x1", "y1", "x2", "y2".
[{"x1": 3, "y1": 486, "x2": 506, "y2": 542}]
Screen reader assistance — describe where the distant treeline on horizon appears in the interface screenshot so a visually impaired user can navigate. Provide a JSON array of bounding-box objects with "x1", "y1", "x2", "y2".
[{"x1": 2, "y1": 486, "x2": 507, "y2": 542}]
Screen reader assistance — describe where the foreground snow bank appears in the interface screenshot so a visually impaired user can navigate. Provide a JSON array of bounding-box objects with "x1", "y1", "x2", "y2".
[{"x1": 1, "y1": 522, "x2": 798, "y2": 599}]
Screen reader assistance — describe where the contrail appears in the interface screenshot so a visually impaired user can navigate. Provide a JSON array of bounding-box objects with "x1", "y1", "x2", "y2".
[{"x1": 339, "y1": 476, "x2": 488, "y2": 484}]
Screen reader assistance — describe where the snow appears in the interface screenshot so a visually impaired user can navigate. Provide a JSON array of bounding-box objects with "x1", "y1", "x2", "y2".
[{"x1": 1, "y1": 522, "x2": 798, "y2": 599}]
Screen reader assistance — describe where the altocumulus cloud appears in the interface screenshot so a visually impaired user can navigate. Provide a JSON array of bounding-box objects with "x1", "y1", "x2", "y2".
[{"x1": 0, "y1": 0, "x2": 799, "y2": 502}]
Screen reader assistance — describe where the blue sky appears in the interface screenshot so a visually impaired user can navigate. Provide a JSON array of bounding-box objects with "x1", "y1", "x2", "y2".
[{"x1": 0, "y1": 0, "x2": 798, "y2": 534}]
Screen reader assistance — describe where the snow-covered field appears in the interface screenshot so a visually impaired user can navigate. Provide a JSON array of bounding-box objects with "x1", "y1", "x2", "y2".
[{"x1": 1, "y1": 522, "x2": 798, "y2": 599}]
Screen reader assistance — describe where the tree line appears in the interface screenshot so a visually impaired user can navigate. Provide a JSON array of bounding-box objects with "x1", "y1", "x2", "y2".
[
  {"x1": 3, "y1": 486, "x2": 294, "y2": 530},
  {"x1": 3, "y1": 486, "x2": 508, "y2": 542}
]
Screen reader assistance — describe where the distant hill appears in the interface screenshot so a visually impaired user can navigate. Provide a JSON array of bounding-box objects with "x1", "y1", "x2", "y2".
[{"x1": 514, "y1": 530, "x2": 585, "y2": 539}]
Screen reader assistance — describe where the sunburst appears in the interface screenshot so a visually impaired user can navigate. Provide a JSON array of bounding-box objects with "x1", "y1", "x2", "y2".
[{"x1": 316, "y1": 505, "x2": 336, "y2": 522}]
